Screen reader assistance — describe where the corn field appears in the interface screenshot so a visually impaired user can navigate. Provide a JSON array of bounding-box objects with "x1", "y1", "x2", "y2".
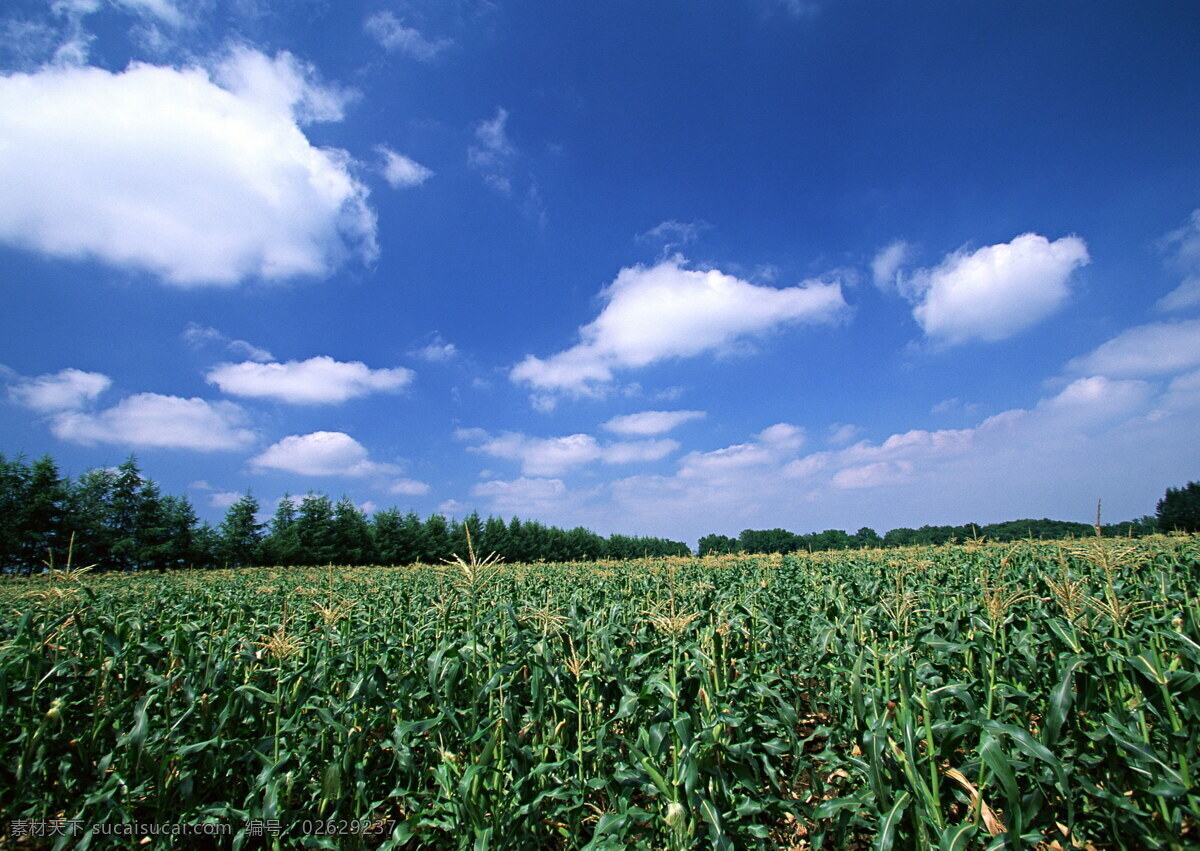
[{"x1": 1, "y1": 535, "x2": 1198, "y2": 849}]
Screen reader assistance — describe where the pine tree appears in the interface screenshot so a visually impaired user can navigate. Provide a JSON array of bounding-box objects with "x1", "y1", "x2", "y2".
[
  {"x1": 1157, "y1": 481, "x2": 1200, "y2": 532},
  {"x1": 332, "y1": 496, "x2": 374, "y2": 565},
  {"x1": 219, "y1": 493, "x2": 263, "y2": 568},
  {"x1": 296, "y1": 492, "x2": 336, "y2": 566},
  {"x1": 262, "y1": 495, "x2": 303, "y2": 566}
]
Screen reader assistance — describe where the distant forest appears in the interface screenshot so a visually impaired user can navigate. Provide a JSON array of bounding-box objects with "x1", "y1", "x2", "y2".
[
  {"x1": 0, "y1": 453, "x2": 688, "y2": 575},
  {"x1": 0, "y1": 451, "x2": 1171, "y2": 575}
]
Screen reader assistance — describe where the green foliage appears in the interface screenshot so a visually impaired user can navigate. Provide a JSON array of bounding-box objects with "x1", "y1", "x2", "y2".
[
  {"x1": 0, "y1": 537, "x2": 1196, "y2": 848},
  {"x1": 1158, "y1": 480, "x2": 1200, "y2": 532},
  {"x1": 219, "y1": 492, "x2": 263, "y2": 568}
]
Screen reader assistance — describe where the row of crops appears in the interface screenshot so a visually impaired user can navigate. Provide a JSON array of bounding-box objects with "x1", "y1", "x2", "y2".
[{"x1": 1, "y1": 535, "x2": 1198, "y2": 848}]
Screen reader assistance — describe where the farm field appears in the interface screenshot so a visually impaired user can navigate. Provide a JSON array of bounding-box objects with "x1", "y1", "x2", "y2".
[{"x1": 1, "y1": 536, "x2": 1198, "y2": 849}]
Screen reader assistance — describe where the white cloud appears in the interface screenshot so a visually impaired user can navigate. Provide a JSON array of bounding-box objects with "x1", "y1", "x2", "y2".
[
  {"x1": 833, "y1": 461, "x2": 915, "y2": 490},
  {"x1": 182, "y1": 323, "x2": 274, "y2": 362},
  {"x1": 510, "y1": 259, "x2": 848, "y2": 397},
  {"x1": 1155, "y1": 210, "x2": 1200, "y2": 312},
  {"x1": 250, "y1": 431, "x2": 399, "y2": 476},
  {"x1": 465, "y1": 429, "x2": 681, "y2": 476},
  {"x1": 871, "y1": 240, "x2": 911, "y2": 289},
  {"x1": 638, "y1": 220, "x2": 710, "y2": 253},
  {"x1": 1066, "y1": 319, "x2": 1200, "y2": 378},
  {"x1": 473, "y1": 432, "x2": 601, "y2": 476},
  {"x1": 826, "y1": 422, "x2": 862, "y2": 445},
  {"x1": 1161, "y1": 209, "x2": 1200, "y2": 274},
  {"x1": 113, "y1": 0, "x2": 186, "y2": 29},
  {"x1": 600, "y1": 439, "x2": 680, "y2": 465},
  {"x1": 1037, "y1": 375, "x2": 1153, "y2": 425},
  {"x1": 602, "y1": 410, "x2": 706, "y2": 436},
  {"x1": 213, "y1": 46, "x2": 356, "y2": 123},
  {"x1": 677, "y1": 423, "x2": 806, "y2": 482},
  {"x1": 377, "y1": 146, "x2": 434, "y2": 189},
  {"x1": 1156, "y1": 278, "x2": 1200, "y2": 313},
  {"x1": 364, "y1": 11, "x2": 451, "y2": 61},
  {"x1": 902, "y1": 233, "x2": 1089, "y2": 344},
  {"x1": 388, "y1": 478, "x2": 431, "y2": 496},
  {"x1": 9, "y1": 367, "x2": 111, "y2": 413},
  {"x1": 209, "y1": 490, "x2": 243, "y2": 509},
  {"x1": 413, "y1": 341, "x2": 458, "y2": 362},
  {"x1": 471, "y1": 477, "x2": 569, "y2": 514},
  {"x1": 50, "y1": 393, "x2": 254, "y2": 450},
  {"x1": 468, "y1": 107, "x2": 516, "y2": 192},
  {"x1": 206, "y1": 356, "x2": 414, "y2": 404},
  {"x1": 0, "y1": 48, "x2": 376, "y2": 286}
]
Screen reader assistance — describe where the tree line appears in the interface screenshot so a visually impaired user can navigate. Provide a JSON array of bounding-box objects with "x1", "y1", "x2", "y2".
[
  {"x1": 0, "y1": 453, "x2": 688, "y2": 574},
  {"x1": 698, "y1": 514, "x2": 1164, "y2": 556}
]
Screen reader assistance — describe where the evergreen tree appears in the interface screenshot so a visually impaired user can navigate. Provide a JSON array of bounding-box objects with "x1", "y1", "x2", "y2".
[
  {"x1": 456, "y1": 511, "x2": 485, "y2": 559},
  {"x1": 372, "y1": 508, "x2": 409, "y2": 565},
  {"x1": 219, "y1": 493, "x2": 263, "y2": 568},
  {"x1": 506, "y1": 516, "x2": 527, "y2": 562},
  {"x1": 480, "y1": 515, "x2": 509, "y2": 561},
  {"x1": 421, "y1": 513, "x2": 451, "y2": 563},
  {"x1": 66, "y1": 467, "x2": 118, "y2": 570},
  {"x1": 262, "y1": 495, "x2": 303, "y2": 566},
  {"x1": 108, "y1": 456, "x2": 145, "y2": 571},
  {"x1": 14, "y1": 455, "x2": 70, "y2": 573},
  {"x1": 296, "y1": 492, "x2": 336, "y2": 565},
  {"x1": 158, "y1": 495, "x2": 204, "y2": 570},
  {"x1": 1157, "y1": 480, "x2": 1200, "y2": 532},
  {"x1": 332, "y1": 496, "x2": 374, "y2": 565},
  {"x1": 0, "y1": 454, "x2": 31, "y2": 573},
  {"x1": 134, "y1": 477, "x2": 172, "y2": 571}
]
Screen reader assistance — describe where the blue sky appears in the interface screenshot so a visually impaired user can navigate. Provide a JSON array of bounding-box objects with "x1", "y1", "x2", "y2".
[{"x1": 2, "y1": 0, "x2": 1199, "y2": 546}]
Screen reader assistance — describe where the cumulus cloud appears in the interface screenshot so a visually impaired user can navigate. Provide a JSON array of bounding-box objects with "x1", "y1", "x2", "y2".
[
  {"x1": 412, "y1": 337, "x2": 458, "y2": 362},
  {"x1": 678, "y1": 423, "x2": 806, "y2": 481},
  {"x1": 388, "y1": 478, "x2": 431, "y2": 496},
  {"x1": 871, "y1": 240, "x2": 911, "y2": 289},
  {"x1": 250, "y1": 431, "x2": 399, "y2": 476},
  {"x1": 464, "y1": 430, "x2": 679, "y2": 476},
  {"x1": 9, "y1": 367, "x2": 111, "y2": 413},
  {"x1": 510, "y1": 259, "x2": 848, "y2": 398},
  {"x1": 182, "y1": 323, "x2": 274, "y2": 362},
  {"x1": 0, "y1": 47, "x2": 377, "y2": 286},
  {"x1": 206, "y1": 356, "x2": 414, "y2": 404},
  {"x1": 1036, "y1": 375, "x2": 1153, "y2": 425},
  {"x1": 208, "y1": 490, "x2": 243, "y2": 509},
  {"x1": 1066, "y1": 319, "x2": 1200, "y2": 378},
  {"x1": 377, "y1": 146, "x2": 434, "y2": 189},
  {"x1": 602, "y1": 410, "x2": 706, "y2": 436},
  {"x1": 471, "y1": 477, "x2": 569, "y2": 514},
  {"x1": 902, "y1": 233, "x2": 1089, "y2": 344},
  {"x1": 50, "y1": 393, "x2": 255, "y2": 450},
  {"x1": 364, "y1": 11, "x2": 451, "y2": 61}
]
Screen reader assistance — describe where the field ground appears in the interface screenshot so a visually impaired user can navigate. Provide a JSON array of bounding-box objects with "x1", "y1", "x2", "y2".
[{"x1": 1, "y1": 536, "x2": 1198, "y2": 849}]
